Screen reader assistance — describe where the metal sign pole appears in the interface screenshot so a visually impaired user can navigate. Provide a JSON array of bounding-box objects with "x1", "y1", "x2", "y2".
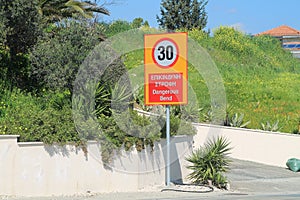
[{"x1": 166, "y1": 105, "x2": 170, "y2": 186}]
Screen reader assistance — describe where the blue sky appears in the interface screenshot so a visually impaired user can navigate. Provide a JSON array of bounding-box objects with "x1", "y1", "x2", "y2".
[{"x1": 101, "y1": 0, "x2": 300, "y2": 35}]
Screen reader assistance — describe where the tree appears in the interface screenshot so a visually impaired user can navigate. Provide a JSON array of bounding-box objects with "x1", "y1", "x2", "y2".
[
  {"x1": 99, "y1": 18, "x2": 150, "y2": 38},
  {"x1": 0, "y1": 0, "x2": 42, "y2": 87},
  {"x1": 0, "y1": 0, "x2": 110, "y2": 88},
  {"x1": 143, "y1": 21, "x2": 150, "y2": 27},
  {"x1": 157, "y1": 0, "x2": 208, "y2": 31},
  {"x1": 38, "y1": 0, "x2": 110, "y2": 23},
  {"x1": 103, "y1": 20, "x2": 132, "y2": 37},
  {"x1": 0, "y1": 8, "x2": 7, "y2": 47},
  {"x1": 30, "y1": 20, "x2": 101, "y2": 92},
  {"x1": 131, "y1": 17, "x2": 149, "y2": 29},
  {"x1": 30, "y1": 20, "x2": 128, "y2": 94},
  {"x1": 0, "y1": 0, "x2": 41, "y2": 56}
]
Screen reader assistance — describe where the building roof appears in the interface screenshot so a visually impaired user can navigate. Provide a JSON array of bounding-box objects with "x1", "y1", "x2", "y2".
[{"x1": 256, "y1": 25, "x2": 300, "y2": 37}]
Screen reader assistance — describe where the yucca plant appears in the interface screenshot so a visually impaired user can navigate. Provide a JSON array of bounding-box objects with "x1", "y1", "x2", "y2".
[
  {"x1": 186, "y1": 136, "x2": 232, "y2": 189},
  {"x1": 230, "y1": 113, "x2": 251, "y2": 128},
  {"x1": 260, "y1": 120, "x2": 281, "y2": 132}
]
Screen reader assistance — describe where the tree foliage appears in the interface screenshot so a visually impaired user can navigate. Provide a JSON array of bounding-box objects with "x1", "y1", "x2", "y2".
[
  {"x1": 131, "y1": 17, "x2": 149, "y2": 29},
  {"x1": 38, "y1": 0, "x2": 110, "y2": 23},
  {"x1": 99, "y1": 18, "x2": 149, "y2": 38},
  {"x1": 30, "y1": 20, "x2": 101, "y2": 92},
  {"x1": 0, "y1": 0, "x2": 42, "y2": 56},
  {"x1": 157, "y1": 0, "x2": 208, "y2": 31},
  {"x1": 0, "y1": 8, "x2": 7, "y2": 47},
  {"x1": 0, "y1": 0, "x2": 42, "y2": 87}
]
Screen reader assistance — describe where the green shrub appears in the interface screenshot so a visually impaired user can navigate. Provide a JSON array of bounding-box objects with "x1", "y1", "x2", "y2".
[
  {"x1": 160, "y1": 113, "x2": 197, "y2": 137},
  {"x1": 213, "y1": 26, "x2": 255, "y2": 60},
  {"x1": 30, "y1": 20, "x2": 101, "y2": 92},
  {"x1": 102, "y1": 20, "x2": 132, "y2": 37},
  {"x1": 0, "y1": 88, "x2": 80, "y2": 145},
  {"x1": 186, "y1": 136, "x2": 232, "y2": 189},
  {"x1": 96, "y1": 110, "x2": 163, "y2": 164}
]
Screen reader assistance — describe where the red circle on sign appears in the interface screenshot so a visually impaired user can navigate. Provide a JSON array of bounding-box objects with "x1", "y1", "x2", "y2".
[{"x1": 152, "y1": 38, "x2": 179, "y2": 68}]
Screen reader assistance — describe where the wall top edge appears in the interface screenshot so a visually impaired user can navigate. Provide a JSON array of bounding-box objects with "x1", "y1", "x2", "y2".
[
  {"x1": 18, "y1": 142, "x2": 44, "y2": 147},
  {"x1": 0, "y1": 135, "x2": 20, "y2": 139},
  {"x1": 192, "y1": 122, "x2": 300, "y2": 137}
]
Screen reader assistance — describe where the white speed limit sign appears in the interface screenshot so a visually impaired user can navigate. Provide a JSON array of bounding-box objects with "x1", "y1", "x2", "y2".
[{"x1": 152, "y1": 38, "x2": 179, "y2": 68}]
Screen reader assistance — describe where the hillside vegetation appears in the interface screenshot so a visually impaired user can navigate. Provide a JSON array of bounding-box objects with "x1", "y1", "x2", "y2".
[
  {"x1": 1, "y1": 23, "x2": 300, "y2": 150},
  {"x1": 125, "y1": 27, "x2": 300, "y2": 133}
]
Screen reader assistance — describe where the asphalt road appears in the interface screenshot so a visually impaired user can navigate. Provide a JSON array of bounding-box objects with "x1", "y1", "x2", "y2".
[{"x1": 3, "y1": 159, "x2": 300, "y2": 200}]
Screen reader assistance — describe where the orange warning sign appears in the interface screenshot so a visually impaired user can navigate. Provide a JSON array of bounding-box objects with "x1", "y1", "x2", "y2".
[{"x1": 144, "y1": 32, "x2": 188, "y2": 105}]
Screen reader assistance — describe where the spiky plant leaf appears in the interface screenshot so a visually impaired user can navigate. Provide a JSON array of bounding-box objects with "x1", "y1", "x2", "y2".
[{"x1": 186, "y1": 136, "x2": 232, "y2": 188}]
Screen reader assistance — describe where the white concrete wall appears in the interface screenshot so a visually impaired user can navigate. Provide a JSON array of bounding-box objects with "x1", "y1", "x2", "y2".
[
  {"x1": 192, "y1": 123, "x2": 300, "y2": 168},
  {"x1": 1, "y1": 124, "x2": 300, "y2": 196},
  {"x1": 0, "y1": 135, "x2": 193, "y2": 196},
  {"x1": 0, "y1": 135, "x2": 19, "y2": 195}
]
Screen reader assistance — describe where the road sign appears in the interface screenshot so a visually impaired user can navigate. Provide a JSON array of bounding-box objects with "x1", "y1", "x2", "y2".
[{"x1": 144, "y1": 32, "x2": 188, "y2": 105}]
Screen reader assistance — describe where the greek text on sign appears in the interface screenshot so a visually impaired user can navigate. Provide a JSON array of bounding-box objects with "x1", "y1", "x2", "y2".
[
  {"x1": 144, "y1": 32, "x2": 188, "y2": 105},
  {"x1": 148, "y1": 73, "x2": 183, "y2": 102}
]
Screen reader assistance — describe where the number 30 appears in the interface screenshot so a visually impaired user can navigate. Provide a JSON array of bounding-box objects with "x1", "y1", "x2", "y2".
[{"x1": 157, "y1": 45, "x2": 174, "y2": 61}]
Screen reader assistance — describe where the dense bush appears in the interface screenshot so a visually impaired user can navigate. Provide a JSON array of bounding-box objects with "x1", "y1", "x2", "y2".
[
  {"x1": 0, "y1": 0, "x2": 41, "y2": 56},
  {"x1": 213, "y1": 27, "x2": 255, "y2": 58},
  {"x1": 0, "y1": 0, "x2": 42, "y2": 87},
  {"x1": 30, "y1": 20, "x2": 101, "y2": 92},
  {"x1": 0, "y1": 88, "x2": 80, "y2": 145},
  {"x1": 99, "y1": 18, "x2": 150, "y2": 38}
]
